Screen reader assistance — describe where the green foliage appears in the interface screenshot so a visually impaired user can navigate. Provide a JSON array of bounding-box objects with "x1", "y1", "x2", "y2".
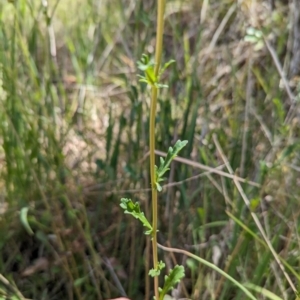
[
  {"x1": 137, "y1": 54, "x2": 175, "y2": 88},
  {"x1": 155, "y1": 140, "x2": 188, "y2": 191},
  {"x1": 120, "y1": 139, "x2": 187, "y2": 296},
  {"x1": 158, "y1": 265, "x2": 185, "y2": 300},
  {"x1": 149, "y1": 261, "x2": 165, "y2": 277},
  {"x1": 137, "y1": 54, "x2": 156, "y2": 85},
  {"x1": 120, "y1": 198, "x2": 153, "y2": 235}
]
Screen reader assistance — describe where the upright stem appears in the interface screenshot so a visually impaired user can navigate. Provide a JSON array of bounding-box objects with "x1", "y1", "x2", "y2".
[
  {"x1": 150, "y1": 87, "x2": 159, "y2": 299},
  {"x1": 154, "y1": 0, "x2": 166, "y2": 76},
  {"x1": 150, "y1": 1, "x2": 166, "y2": 299}
]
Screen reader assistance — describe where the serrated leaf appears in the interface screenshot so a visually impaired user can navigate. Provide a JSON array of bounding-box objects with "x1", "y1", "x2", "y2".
[
  {"x1": 149, "y1": 261, "x2": 165, "y2": 277},
  {"x1": 159, "y1": 265, "x2": 185, "y2": 300},
  {"x1": 120, "y1": 198, "x2": 153, "y2": 234},
  {"x1": 149, "y1": 268, "x2": 160, "y2": 277}
]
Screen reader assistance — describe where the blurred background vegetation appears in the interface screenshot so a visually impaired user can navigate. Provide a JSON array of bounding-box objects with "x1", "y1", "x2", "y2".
[{"x1": 0, "y1": 0, "x2": 300, "y2": 299}]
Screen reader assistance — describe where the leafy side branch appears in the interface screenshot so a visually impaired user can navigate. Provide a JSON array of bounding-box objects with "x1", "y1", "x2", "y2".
[{"x1": 120, "y1": 139, "x2": 187, "y2": 299}]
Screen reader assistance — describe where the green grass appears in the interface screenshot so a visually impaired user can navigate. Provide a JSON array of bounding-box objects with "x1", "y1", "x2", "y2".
[{"x1": 0, "y1": 0, "x2": 299, "y2": 299}]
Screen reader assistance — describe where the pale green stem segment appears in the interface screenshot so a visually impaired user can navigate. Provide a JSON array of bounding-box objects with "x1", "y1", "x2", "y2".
[
  {"x1": 150, "y1": 1, "x2": 166, "y2": 299},
  {"x1": 150, "y1": 87, "x2": 159, "y2": 299}
]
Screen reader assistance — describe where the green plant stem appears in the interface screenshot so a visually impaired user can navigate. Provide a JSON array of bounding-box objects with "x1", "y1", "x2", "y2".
[
  {"x1": 154, "y1": 0, "x2": 166, "y2": 76},
  {"x1": 150, "y1": 1, "x2": 166, "y2": 298},
  {"x1": 150, "y1": 87, "x2": 159, "y2": 300}
]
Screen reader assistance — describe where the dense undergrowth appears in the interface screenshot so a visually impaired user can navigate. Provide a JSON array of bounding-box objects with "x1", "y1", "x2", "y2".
[{"x1": 0, "y1": 0, "x2": 300, "y2": 299}]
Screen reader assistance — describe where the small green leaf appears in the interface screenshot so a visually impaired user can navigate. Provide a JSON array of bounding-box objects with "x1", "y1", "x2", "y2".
[
  {"x1": 137, "y1": 54, "x2": 153, "y2": 71},
  {"x1": 159, "y1": 59, "x2": 175, "y2": 78},
  {"x1": 20, "y1": 207, "x2": 34, "y2": 236},
  {"x1": 120, "y1": 198, "x2": 153, "y2": 234},
  {"x1": 137, "y1": 54, "x2": 157, "y2": 86},
  {"x1": 145, "y1": 229, "x2": 153, "y2": 235},
  {"x1": 146, "y1": 68, "x2": 156, "y2": 85},
  {"x1": 149, "y1": 261, "x2": 165, "y2": 277},
  {"x1": 159, "y1": 265, "x2": 185, "y2": 300},
  {"x1": 149, "y1": 269, "x2": 159, "y2": 277},
  {"x1": 155, "y1": 140, "x2": 188, "y2": 190},
  {"x1": 137, "y1": 54, "x2": 173, "y2": 88},
  {"x1": 156, "y1": 83, "x2": 169, "y2": 89},
  {"x1": 156, "y1": 182, "x2": 163, "y2": 192},
  {"x1": 138, "y1": 76, "x2": 150, "y2": 84}
]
